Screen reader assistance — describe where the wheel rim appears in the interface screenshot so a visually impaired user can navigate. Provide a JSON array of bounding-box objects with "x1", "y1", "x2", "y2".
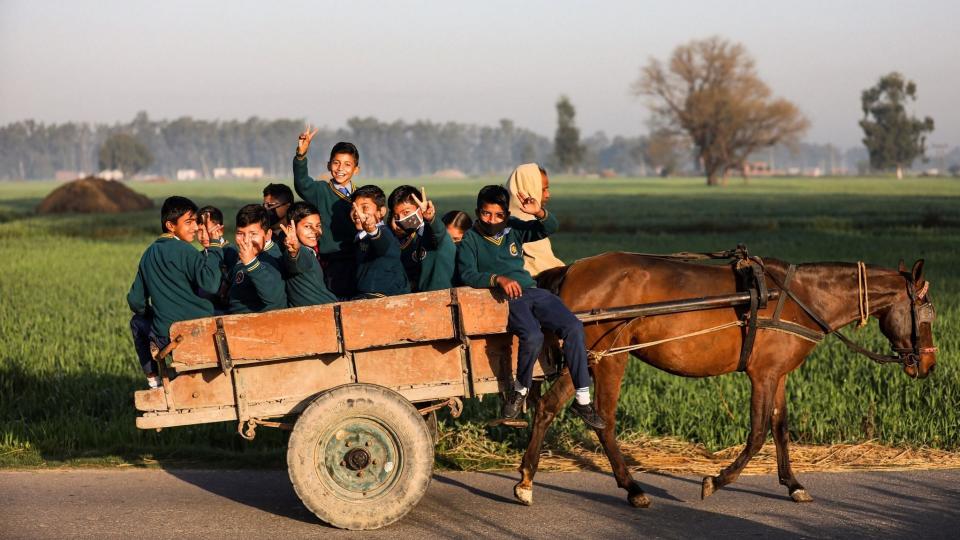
[{"x1": 315, "y1": 415, "x2": 403, "y2": 500}]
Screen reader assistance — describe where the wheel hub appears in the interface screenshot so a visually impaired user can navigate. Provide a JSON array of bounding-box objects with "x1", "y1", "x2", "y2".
[{"x1": 317, "y1": 417, "x2": 402, "y2": 500}]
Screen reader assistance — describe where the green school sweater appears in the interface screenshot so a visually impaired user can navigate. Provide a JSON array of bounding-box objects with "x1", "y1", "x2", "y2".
[
  {"x1": 226, "y1": 240, "x2": 287, "y2": 314},
  {"x1": 398, "y1": 217, "x2": 457, "y2": 292},
  {"x1": 355, "y1": 225, "x2": 410, "y2": 297},
  {"x1": 283, "y1": 246, "x2": 338, "y2": 307},
  {"x1": 292, "y1": 156, "x2": 355, "y2": 257},
  {"x1": 127, "y1": 234, "x2": 226, "y2": 338},
  {"x1": 456, "y1": 210, "x2": 559, "y2": 290}
]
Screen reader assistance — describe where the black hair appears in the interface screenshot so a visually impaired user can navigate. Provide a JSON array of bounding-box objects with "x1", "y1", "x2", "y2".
[
  {"x1": 351, "y1": 185, "x2": 386, "y2": 208},
  {"x1": 235, "y1": 203, "x2": 270, "y2": 230},
  {"x1": 387, "y1": 185, "x2": 420, "y2": 212},
  {"x1": 442, "y1": 210, "x2": 473, "y2": 231},
  {"x1": 476, "y1": 185, "x2": 510, "y2": 213},
  {"x1": 197, "y1": 205, "x2": 223, "y2": 226},
  {"x1": 538, "y1": 165, "x2": 548, "y2": 176},
  {"x1": 160, "y1": 196, "x2": 198, "y2": 233},
  {"x1": 262, "y1": 183, "x2": 293, "y2": 206},
  {"x1": 329, "y1": 142, "x2": 360, "y2": 164},
  {"x1": 288, "y1": 201, "x2": 321, "y2": 226}
]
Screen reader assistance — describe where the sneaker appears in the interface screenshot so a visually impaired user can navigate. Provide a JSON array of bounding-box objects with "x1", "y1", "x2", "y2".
[
  {"x1": 501, "y1": 390, "x2": 527, "y2": 419},
  {"x1": 147, "y1": 375, "x2": 162, "y2": 389},
  {"x1": 569, "y1": 402, "x2": 606, "y2": 430}
]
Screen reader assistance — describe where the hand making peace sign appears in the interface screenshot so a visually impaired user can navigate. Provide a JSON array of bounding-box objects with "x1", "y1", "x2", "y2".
[
  {"x1": 516, "y1": 190, "x2": 545, "y2": 218},
  {"x1": 297, "y1": 123, "x2": 319, "y2": 157},
  {"x1": 279, "y1": 219, "x2": 300, "y2": 256},
  {"x1": 351, "y1": 202, "x2": 377, "y2": 233},
  {"x1": 410, "y1": 186, "x2": 436, "y2": 222}
]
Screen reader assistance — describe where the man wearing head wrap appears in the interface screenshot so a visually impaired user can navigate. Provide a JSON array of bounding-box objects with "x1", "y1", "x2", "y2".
[{"x1": 505, "y1": 164, "x2": 564, "y2": 277}]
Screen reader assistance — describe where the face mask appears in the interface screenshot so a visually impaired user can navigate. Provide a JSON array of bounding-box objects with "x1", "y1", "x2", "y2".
[
  {"x1": 265, "y1": 207, "x2": 280, "y2": 228},
  {"x1": 395, "y1": 209, "x2": 423, "y2": 233},
  {"x1": 476, "y1": 220, "x2": 507, "y2": 237}
]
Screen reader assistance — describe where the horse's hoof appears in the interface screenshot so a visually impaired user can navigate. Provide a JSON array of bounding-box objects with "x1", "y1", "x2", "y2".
[
  {"x1": 514, "y1": 483, "x2": 533, "y2": 506},
  {"x1": 628, "y1": 492, "x2": 651, "y2": 508},
  {"x1": 790, "y1": 488, "x2": 814, "y2": 503},
  {"x1": 701, "y1": 476, "x2": 717, "y2": 499}
]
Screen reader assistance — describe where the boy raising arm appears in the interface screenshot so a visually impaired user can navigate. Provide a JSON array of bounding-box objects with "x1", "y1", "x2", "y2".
[
  {"x1": 277, "y1": 202, "x2": 338, "y2": 307},
  {"x1": 456, "y1": 185, "x2": 605, "y2": 430},
  {"x1": 226, "y1": 204, "x2": 287, "y2": 314},
  {"x1": 387, "y1": 185, "x2": 456, "y2": 292},
  {"x1": 351, "y1": 185, "x2": 410, "y2": 299}
]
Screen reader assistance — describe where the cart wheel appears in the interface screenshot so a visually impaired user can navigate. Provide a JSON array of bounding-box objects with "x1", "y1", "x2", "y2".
[
  {"x1": 287, "y1": 383, "x2": 434, "y2": 530},
  {"x1": 424, "y1": 410, "x2": 438, "y2": 447}
]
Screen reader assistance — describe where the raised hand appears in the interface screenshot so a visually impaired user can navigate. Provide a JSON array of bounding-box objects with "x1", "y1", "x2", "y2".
[
  {"x1": 496, "y1": 275, "x2": 523, "y2": 299},
  {"x1": 236, "y1": 234, "x2": 257, "y2": 265},
  {"x1": 516, "y1": 191, "x2": 544, "y2": 218},
  {"x1": 297, "y1": 123, "x2": 320, "y2": 157},
  {"x1": 410, "y1": 186, "x2": 436, "y2": 222},
  {"x1": 280, "y1": 219, "x2": 300, "y2": 256},
  {"x1": 352, "y1": 202, "x2": 377, "y2": 233},
  {"x1": 197, "y1": 220, "x2": 210, "y2": 248}
]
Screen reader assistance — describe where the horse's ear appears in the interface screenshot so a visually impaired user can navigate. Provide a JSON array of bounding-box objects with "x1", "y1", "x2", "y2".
[
  {"x1": 912, "y1": 259, "x2": 925, "y2": 282},
  {"x1": 898, "y1": 259, "x2": 907, "y2": 273}
]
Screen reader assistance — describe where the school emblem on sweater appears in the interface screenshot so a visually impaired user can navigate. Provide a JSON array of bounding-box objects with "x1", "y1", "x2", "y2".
[
  {"x1": 235, "y1": 271, "x2": 245, "y2": 284},
  {"x1": 509, "y1": 242, "x2": 519, "y2": 256},
  {"x1": 416, "y1": 247, "x2": 427, "y2": 261}
]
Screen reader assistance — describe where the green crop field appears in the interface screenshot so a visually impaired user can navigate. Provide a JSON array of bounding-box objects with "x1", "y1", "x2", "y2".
[{"x1": 0, "y1": 176, "x2": 957, "y2": 468}]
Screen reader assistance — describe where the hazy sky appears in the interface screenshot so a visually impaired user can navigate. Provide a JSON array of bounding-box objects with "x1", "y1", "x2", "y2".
[{"x1": 1, "y1": 0, "x2": 957, "y2": 147}]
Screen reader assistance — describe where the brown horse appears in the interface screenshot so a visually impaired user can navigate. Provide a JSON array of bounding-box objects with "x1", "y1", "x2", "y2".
[{"x1": 516, "y1": 252, "x2": 937, "y2": 507}]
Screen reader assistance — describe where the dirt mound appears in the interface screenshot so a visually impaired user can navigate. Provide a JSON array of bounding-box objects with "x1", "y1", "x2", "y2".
[
  {"x1": 37, "y1": 176, "x2": 154, "y2": 215},
  {"x1": 432, "y1": 168, "x2": 467, "y2": 179}
]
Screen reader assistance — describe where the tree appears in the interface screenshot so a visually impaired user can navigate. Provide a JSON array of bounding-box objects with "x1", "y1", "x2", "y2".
[
  {"x1": 553, "y1": 95, "x2": 584, "y2": 173},
  {"x1": 859, "y1": 72, "x2": 935, "y2": 179},
  {"x1": 98, "y1": 133, "x2": 153, "y2": 178},
  {"x1": 645, "y1": 129, "x2": 688, "y2": 177},
  {"x1": 634, "y1": 36, "x2": 809, "y2": 186}
]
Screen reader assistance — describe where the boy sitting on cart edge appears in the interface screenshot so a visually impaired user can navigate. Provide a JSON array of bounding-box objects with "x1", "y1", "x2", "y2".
[
  {"x1": 127, "y1": 196, "x2": 226, "y2": 388},
  {"x1": 350, "y1": 185, "x2": 410, "y2": 299},
  {"x1": 276, "y1": 201, "x2": 338, "y2": 307},
  {"x1": 293, "y1": 126, "x2": 361, "y2": 299},
  {"x1": 455, "y1": 185, "x2": 605, "y2": 430},
  {"x1": 387, "y1": 185, "x2": 456, "y2": 292},
  {"x1": 226, "y1": 204, "x2": 288, "y2": 314}
]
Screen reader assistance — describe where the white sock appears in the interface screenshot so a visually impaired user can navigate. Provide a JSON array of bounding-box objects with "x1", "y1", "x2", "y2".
[
  {"x1": 575, "y1": 387, "x2": 591, "y2": 405},
  {"x1": 513, "y1": 379, "x2": 528, "y2": 395}
]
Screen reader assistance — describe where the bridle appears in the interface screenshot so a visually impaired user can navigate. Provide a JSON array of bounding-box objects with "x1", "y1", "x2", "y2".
[{"x1": 763, "y1": 260, "x2": 937, "y2": 372}]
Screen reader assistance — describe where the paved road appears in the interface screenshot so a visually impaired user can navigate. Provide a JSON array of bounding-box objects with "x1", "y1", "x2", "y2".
[{"x1": 1, "y1": 468, "x2": 957, "y2": 539}]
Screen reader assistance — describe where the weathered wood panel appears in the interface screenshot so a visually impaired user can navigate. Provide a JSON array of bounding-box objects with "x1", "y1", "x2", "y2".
[
  {"x1": 340, "y1": 291, "x2": 456, "y2": 350},
  {"x1": 354, "y1": 341, "x2": 463, "y2": 388},
  {"x1": 456, "y1": 287, "x2": 509, "y2": 336},
  {"x1": 240, "y1": 356, "x2": 352, "y2": 403}
]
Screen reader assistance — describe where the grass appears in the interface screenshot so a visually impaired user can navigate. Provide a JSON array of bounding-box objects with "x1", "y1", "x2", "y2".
[{"x1": 0, "y1": 175, "x2": 958, "y2": 468}]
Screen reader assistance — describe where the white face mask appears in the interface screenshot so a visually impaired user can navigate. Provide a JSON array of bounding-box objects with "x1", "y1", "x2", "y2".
[{"x1": 395, "y1": 209, "x2": 423, "y2": 233}]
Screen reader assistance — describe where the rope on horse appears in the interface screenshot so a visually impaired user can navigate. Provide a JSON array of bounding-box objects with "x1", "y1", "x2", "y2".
[
  {"x1": 857, "y1": 261, "x2": 869, "y2": 328},
  {"x1": 588, "y1": 320, "x2": 746, "y2": 362}
]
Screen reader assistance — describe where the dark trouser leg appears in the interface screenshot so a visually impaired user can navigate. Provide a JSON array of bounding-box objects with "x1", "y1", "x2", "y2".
[
  {"x1": 508, "y1": 293, "x2": 544, "y2": 389},
  {"x1": 130, "y1": 314, "x2": 157, "y2": 375},
  {"x1": 528, "y1": 288, "x2": 591, "y2": 389}
]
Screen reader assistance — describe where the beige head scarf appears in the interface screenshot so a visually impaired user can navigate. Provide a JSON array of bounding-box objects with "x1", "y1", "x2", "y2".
[{"x1": 505, "y1": 163, "x2": 565, "y2": 277}]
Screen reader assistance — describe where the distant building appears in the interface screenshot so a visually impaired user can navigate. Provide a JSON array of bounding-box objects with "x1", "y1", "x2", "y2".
[
  {"x1": 213, "y1": 167, "x2": 229, "y2": 179},
  {"x1": 55, "y1": 170, "x2": 84, "y2": 181},
  {"x1": 98, "y1": 169, "x2": 123, "y2": 180},
  {"x1": 176, "y1": 169, "x2": 199, "y2": 181},
  {"x1": 230, "y1": 167, "x2": 264, "y2": 179}
]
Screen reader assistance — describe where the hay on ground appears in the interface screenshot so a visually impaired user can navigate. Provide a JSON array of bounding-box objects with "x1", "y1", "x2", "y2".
[{"x1": 37, "y1": 176, "x2": 153, "y2": 215}]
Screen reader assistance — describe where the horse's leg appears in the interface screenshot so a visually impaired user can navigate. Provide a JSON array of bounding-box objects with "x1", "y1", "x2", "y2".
[
  {"x1": 772, "y1": 374, "x2": 813, "y2": 503},
  {"x1": 592, "y1": 353, "x2": 651, "y2": 507},
  {"x1": 515, "y1": 373, "x2": 574, "y2": 506},
  {"x1": 701, "y1": 372, "x2": 776, "y2": 498}
]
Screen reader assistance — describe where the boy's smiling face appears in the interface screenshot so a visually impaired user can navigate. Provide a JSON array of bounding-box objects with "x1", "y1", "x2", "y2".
[
  {"x1": 166, "y1": 211, "x2": 199, "y2": 242},
  {"x1": 328, "y1": 153, "x2": 359, "y2": 187},
  {"x1": 236, "y1": 222, "x2": 271, "y2": 252},
  {"x1": 353, "y1": 196, "x2": 385, "y2": 223},
  {"x1": 295, "y1": 214, "x2": 322, "y2": 248}
]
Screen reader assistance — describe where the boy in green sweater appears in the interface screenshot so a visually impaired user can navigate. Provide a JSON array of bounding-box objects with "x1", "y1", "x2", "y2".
[
  {"x1": 197, "y1": 205, "x2": 238, "y2": 313},
  {"x1": 276, "y1": 201, "x2": 338, "y2": 306},
  {"x1": 350, "y1": 185, "x2": 410, "y2": 298},
  {"x1": 226, "y1": 204, "x2": 287, "y2": 314},
  {"x1": 456, "y1": 185, "x2": 604, "y2": 430},
  {"x1": 128, "y1": 196, "x2": 226, "y2": 388},
  {"x1": 293, "y1": 126, "x2": 360, "y2": 299},
  {"x1": 387, "y1": 185, "x2": 456, "y2": 292}
]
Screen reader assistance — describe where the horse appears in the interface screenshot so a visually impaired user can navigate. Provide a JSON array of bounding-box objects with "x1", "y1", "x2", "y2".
[{"x1": 516, "y1": 252, "x2": 938, "y2": 507}]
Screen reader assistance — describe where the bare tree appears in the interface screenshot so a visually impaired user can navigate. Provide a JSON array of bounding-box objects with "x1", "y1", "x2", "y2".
[{"x1": 634, "y1": 36, "x2": 809, "y2": 186}]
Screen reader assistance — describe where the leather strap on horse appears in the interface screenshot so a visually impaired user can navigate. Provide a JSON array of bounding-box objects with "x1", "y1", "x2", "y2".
[
  {"x1": 734, "y1": 257, "x2": 766, "y2": 372},
  {"x1": 588, "y1": 320, "x2": 746, "y2": 363}
]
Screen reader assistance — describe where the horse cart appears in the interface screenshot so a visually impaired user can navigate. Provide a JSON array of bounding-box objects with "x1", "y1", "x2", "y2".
[{"x1": 135, "y1": 281, "x2": 779, "y2": 530}]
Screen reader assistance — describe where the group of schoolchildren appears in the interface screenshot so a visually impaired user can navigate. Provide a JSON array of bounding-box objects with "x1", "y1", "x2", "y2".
[{"x1": 127, "y1": 130, "x2": 606, "y2": 429}]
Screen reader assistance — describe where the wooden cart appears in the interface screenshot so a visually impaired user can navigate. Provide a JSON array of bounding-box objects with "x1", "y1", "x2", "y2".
[{"x1": 135, "y1": 286, "x2": 773, "y2": 530}]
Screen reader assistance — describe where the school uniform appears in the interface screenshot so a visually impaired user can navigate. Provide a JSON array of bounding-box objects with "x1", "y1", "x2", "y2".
[
  {"x1": 283, "y1": 245, "x2": 338, "y2": 307},
  {"x1": 226, "y1": 240, "x2": 287, "y2": 314},
  {"x1": 398, "y1": 217, "x2": 457, "y2": 292},
  {"x1": 293, "y1": 155, "x2": 357, "y2": 299},
  {"x1": 456, "y1": 211, "x2": 590, "y2": 390},
  {"x1": 354, "y1": 223, "x2": 410, "y2": 298},
  {"x1": 127, "y1": 233, "x2": 225, "y2": 374}
]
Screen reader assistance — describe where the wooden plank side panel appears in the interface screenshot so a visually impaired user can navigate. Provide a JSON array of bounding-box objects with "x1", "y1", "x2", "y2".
[
  {"x1": 169, "y1": 370, "x2": 235, "y2": 409},
  {"x1": 340, "y1": 290, "x2": 455, "y2": 350},
  {"x1": 167, "y1": 318, "x2": 218, "y2": 367},
  {"x1": 241, "y1": 356, "x2": 352, "y2": 403},
  {"x1": 354, "y1": 341, "x2": 463, "y2": 389},
  {"x1": 222, "y1": 305, "x2": 339, "y2": 360},
  {"x1": 469, "y1": 334, "x2": 548, "y2": 386},
  {"x1": 456, "y1": 287, "x2": 510, "y2": 336}
]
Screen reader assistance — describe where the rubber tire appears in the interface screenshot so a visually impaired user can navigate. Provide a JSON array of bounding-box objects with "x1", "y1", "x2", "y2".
[
  {"x1": 287, "y1": 384, "x2": 434, "y2": 530},
  {"x1": 424, "y1": 410, "x2": 439, "y2": 447}
]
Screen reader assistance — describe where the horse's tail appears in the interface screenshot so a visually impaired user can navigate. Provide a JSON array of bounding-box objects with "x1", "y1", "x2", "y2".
[{"x1": 536, "y1": 265, "x2": 571, "y2": 296}]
